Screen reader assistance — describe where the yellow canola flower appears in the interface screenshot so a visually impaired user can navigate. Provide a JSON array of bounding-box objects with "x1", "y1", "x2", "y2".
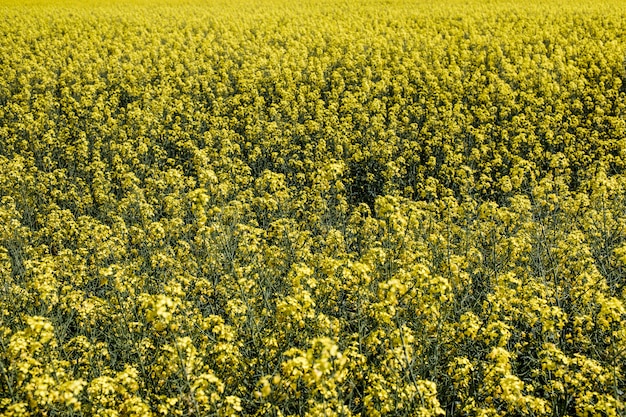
[
  {"x1": 58, "y1": 379, "x2": 87, "y2": 411},
  {"x1": 141, "y1": 294, "x2": 177, "y2": 332},
  {"x1": 596, "y1": 296, "x2": 625, "y2": 331}
]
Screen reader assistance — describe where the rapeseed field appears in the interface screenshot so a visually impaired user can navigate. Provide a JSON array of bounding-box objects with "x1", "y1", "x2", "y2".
[{"x1": 1, "y1": 0, "x2": 625, "y2": 415}]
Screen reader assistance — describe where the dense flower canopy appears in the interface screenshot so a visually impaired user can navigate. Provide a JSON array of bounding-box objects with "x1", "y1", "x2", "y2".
[{"x1": 1, "y1": 0, "x2": 626, "y2": 416}]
